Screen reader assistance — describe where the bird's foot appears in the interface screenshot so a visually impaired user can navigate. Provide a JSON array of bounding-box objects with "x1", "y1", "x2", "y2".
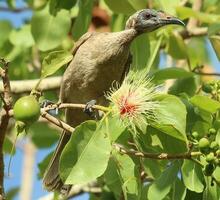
[
  {"x1": 41, "y1": 100, "x2": 59, "y2": 116},
  {"x1": 84, "y1": 100, "x2": 97, "y2": 118}
]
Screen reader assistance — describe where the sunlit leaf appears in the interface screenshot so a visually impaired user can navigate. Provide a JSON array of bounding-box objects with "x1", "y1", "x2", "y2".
[
  {"x1": 60, "y1": 121, "x2": 111, "y2": 185},
  {"x1": 31, "y1": 6, "x2": 71, "y2": 51},
  {"x1": 41, "y1": 50, "x2": 73, "y2": 79},
  {"x1": 209, "y1": 35, "x2": 220, "y2": 60}
]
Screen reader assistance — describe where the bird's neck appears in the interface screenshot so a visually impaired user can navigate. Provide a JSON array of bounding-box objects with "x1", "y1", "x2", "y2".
[{"x1": 120, "y1": 29, "x2": 139, "y2": 44}]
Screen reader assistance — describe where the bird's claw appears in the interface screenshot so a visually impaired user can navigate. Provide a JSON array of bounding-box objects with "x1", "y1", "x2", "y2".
[
  {"x1": 41, "y1": 100, "x2": 59, "y2": 116},
  {"x1": 84, "y1": 100, "x2": 96, "y2": 117}
]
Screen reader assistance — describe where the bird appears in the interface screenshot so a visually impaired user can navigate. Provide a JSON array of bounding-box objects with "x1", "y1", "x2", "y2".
[{"x1": 43, "y1": 9, "x2": 184, "y2": 193}]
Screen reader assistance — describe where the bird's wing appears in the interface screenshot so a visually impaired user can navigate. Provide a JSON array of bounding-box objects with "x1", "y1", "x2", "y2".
[
  {"x1": 71, "y1": 32, "x2": 95, "y2": 56},
  {"x1": 120, "y1": 52, "x2": 132, "y2": 83}
]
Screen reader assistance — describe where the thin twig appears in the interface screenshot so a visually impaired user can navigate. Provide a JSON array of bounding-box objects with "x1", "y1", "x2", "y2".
[
  {"x1": 194, "y1": 71, "x2": 220, "y2": 77},
  {"x1": 113, "y1": 143, "x2": 202, "y2": 160},
  {"x1": 0, "y1": 7, "x2": 30, "y2": 13},
  {"x1": 41, "y1": 111, "x2": 75, "y2": 133}
]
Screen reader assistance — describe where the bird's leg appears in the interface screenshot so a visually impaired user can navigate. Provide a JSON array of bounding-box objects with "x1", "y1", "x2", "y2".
[
  {"x1": 40, "y1": 99, "x2": 59, "y2": 116},
  {"x1": 84, "y1": 99, "x2": 97, "y2": 119}
]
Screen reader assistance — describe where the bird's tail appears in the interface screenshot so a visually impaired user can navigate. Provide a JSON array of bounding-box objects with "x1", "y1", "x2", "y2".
[{"x1": 42, "y1": 131, "x2": 71, "y2": 194}]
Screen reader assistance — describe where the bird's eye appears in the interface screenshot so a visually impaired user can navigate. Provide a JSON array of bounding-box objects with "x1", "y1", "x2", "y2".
[{"x1": 145, "y1": 13, "x2": 151, "y2": 19}]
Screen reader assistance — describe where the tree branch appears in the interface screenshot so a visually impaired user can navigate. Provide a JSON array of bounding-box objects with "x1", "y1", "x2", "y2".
[
  {"x1": 0, "y1": 58, "x2": 13, "y2": 199},
  {"x1": 0, "y1": 6, "x2": 30, "y2": 13},
  {"x1": 0, "y1": 76, "x2": 62, "y2": 94}
]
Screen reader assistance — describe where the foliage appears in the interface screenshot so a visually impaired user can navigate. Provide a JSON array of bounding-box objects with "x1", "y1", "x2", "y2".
[{"x1": 1, "y1": 0, "x2": 220, "y2": 199}]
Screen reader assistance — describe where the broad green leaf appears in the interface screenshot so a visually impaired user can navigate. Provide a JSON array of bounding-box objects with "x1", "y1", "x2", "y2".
[
  {"x1": 9, "y1": 25, "x2": 34, "y2": 48},
  {"x1": 104, "y1": 158, "x2": 122, "y2": 199},
  {"x1": 30, "y1": 122, "x2": 59, "y2": 148},
  {"x1": 176, "y1": 6, "x2": 220, "y2": 23},
  {"x1": 5, "y1": 187, "x2": 19, "y2": 200},
  {"x1": 152, "y1": 67, "x2": 193, "y2": 81},
  {"x1": 181, "y1": 160, "x2": 204, "y2": 193},
  {"x1": 110, "y1": 14, "x2": 127, "y2": 32},
  {"x1": 208, "y1": 23, "x2": 220, "y2": 35},
  {"x1": 49, "y1": 0, "x2": 77, "y2": 15},
  {"x1": 0, "y1": 21, "x2": 12, "y2": 47},
  {"x1": 209, "y1": 35, "x2": 220, "y2": 60},
  {"x1": 203, "y1": 177, "x2": 220, "y2": 200},
  {"x1": 190, "y1": 95, "x2": 220, "y2": 114},
  {"x1": 171, "y1": 178, "x2": 186, "y2": 200},
  {"x1": 31, "y1": 6, "x2": 71, "y2": 51},
  {"x1": 131, "y1": 34, "x2": 150, "y2": 70},
  {"x1": 104, "y1": 116, "x2": 125, "y2": 142},
  {"x1": 186, "y1": 37, "x2": 208, "y2": 69},
  {"x1": 41, "y1": 50, "x2": 73, "y2": 79},
  {"x1": 3, "y1": 137, "x2": 15, "y2": 155},
  {"x1": 113, "y1": 151, "x2": 141, "y2": 200},
  {"x1": 169, "y1": 77, "x2": 197, "y2": 97},
  {"x1": 158, "y1": 0, "x2": 180, "y2": 15},
  {"x1": 148, "y1": 161, "x2": 180, "y2": 200},
  {"x1": 167, "y1": 32, "x2": 187, "y2": 59},
  {"x1": 104, "y1": 0, "x2": 135, "y2": 15},
  {"x1": 151, "y1": 94, "x2": 187, "y2": 142},
  {"x1": 72, "y1": 0, "x2": 94, "y2": 40},
  {"x1": 37, "y1": 152, "x2": 53, "y2": 179},
  {"x1": 127, "y1": 0, "x2": 147, "y2": 10},
  {"x1": 60, "y1": 121, "x2": 111, "y2": 185}
]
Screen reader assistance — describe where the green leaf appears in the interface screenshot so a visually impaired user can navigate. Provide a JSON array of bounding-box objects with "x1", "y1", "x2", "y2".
[
  {"x1": 104, "y1": 0, "x2": 135, "y2": 15},
  {"x1": 49, "y1": 0, "x2": 77, "y2": 15},
  {"x1": 181, "y1": 160, "x2": 204, "y2": 193},
  {"x1": 167, "y1": 32, "x2": 187, "y2": 59},
  {"x1": 152, "y1": 67, "x2": 194, "y2": 81},
  {"x1": 190, "y1": 95, "x2": 220, "y2": 114},
  {"x1": 72, "y1": 0, "x2": 94, "y2": 40},
  {"x1": 9, "y1": 25, "x2": 34, "y2": 48},
  {"x1": 60, "y1": 121, "x2": 111, "y2": 185},
  {"x1": 151, "y1": 94, "x2": 187, "y2": 142},
  {"x1": 31, "y1": 6, "x2": 71, "y2": 51},
  {"x1": 5, "y1": 187, "x2": 19, "y2": 200},
  {"x1": 41, "y1": 50, "x2": 73, "y2": 79},
  {"x1": 104, "y1": 158, "x2": 122, "y2": 199},
  {"x1": 3, "y1": 137, "x2": 15, "y2": 155},
  {"x1": 169, "y1": 77, "x2": 197, "y2": 97},
  {"x1": 131, "y1": 34, "x2": 150, "y2": 70},
  {"x1": 176, "y1": 6, "x2": 220, "y2": 23},
  {"x1": 37, "y1": 152, "x2": 53, "y2": 179},
  {"x1": 171, "y1": 178, "x2": 186, "y2": 200},
  {"x1": 110, "y1": 14, "x2": 127, "y2": 32},
  {"x1": 209, "y1": 35, "x2": 220, "y2": 60},
  {"x1": 127, "y1": 0, "x2": 147, "y2": 11},
  {"x1": 0, "y1": 21, "x2": 12, "y2": 47},
  {"x1": 113, "y1": 151, "x2": 141, "y2": 200},
  {"x1": 158, "y1": 0, "x2": 180, "y2": 15},
  {"x1": 148, "y1": 161, "x2": 180, "y2": 200},
  {"x1": 203, "y1": 177, "x2": 220, "y2": 200},
  {"x1": 104, "y1": 115, "x2": 125, "y2": 142},
  {"x1": 30, "y1": 122, "x2": 59, "y2": 148}
]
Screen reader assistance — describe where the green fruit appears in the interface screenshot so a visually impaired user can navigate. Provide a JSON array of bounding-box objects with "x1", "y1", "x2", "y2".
[
  {"x1": 13, "y1": 95, "x2": 40, "y2": 125},
  {"x1": 206, "y1": 152, "x2": 215, "y2": 163},
  {"x1": 202, "y1": 83, "x2": 212, "y2": 93},
  {"x1": 199, "y1": 138, "x2": 210, "y2": 149},
  {"x1": 210, "y1": 141, "x2": 219, "y2": 151},
  {"x1": 209, "y1": 128, "x2": 217, "y2": 135},
  {"x1": 204, "y1": 164, "x2": 215, "y2": 176},
  {"x1": 216, "y1": 149, "x2": 220, "y2": 156},
  {"x1": 192, "y1": 131, "x2": 199, "y2": 139}
]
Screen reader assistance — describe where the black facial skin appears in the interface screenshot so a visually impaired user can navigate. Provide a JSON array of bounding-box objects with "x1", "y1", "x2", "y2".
[{"x1": 134, "y1": 9, "x2": 185, "y2": 33}]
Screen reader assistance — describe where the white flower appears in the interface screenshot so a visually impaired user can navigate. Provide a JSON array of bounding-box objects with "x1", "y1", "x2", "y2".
[{"x1": 105, "y1": 71, "x2": 161, "y2": 131}]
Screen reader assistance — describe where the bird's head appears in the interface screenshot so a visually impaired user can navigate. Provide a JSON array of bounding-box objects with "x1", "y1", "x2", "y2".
[{"x1": 126, "y1": 9, "x2": 184, "y2": 33}]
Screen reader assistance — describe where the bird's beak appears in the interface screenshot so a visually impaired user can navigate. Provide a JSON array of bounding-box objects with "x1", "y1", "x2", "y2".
[{"x1": 157, "y1": 12, "x2": 185, "y2": 26}]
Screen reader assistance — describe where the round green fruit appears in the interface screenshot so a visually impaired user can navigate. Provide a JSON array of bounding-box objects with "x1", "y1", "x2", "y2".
[
  {"x1": 192, "y1": 131, "x2": 199, "y2": 139},
  {"x1": 210, "y1": 141, "x2": 219, "y2": 151},
  {"x1": 13, "y1": 95, "x2": 40, "y2": 125},
  {"x1": 202, "y1": 83, "x2": 212, "y2": 93},
  {"x1": 199, "y1": 138, "x2": 210, "y2": 149},
  {"x1": 209, "y1": 128, "x2": 217, "y2": 135},
  {"x1": 206, "y1": 152, "x2": 215, "y2": 163}
]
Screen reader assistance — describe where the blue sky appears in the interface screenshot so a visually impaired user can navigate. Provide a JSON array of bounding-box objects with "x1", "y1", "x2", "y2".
[{"x1": 0, "y1": 0, "x2": 219, "y2": 199}]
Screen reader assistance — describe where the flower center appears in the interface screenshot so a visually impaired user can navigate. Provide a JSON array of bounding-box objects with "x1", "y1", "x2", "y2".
[{"x1": 119, "y1": 95, "x2": 137, "y2": 117}]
